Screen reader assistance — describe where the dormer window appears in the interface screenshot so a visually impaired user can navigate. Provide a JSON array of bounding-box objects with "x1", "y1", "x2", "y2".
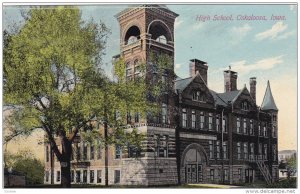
[
  {"x1": 241, "y1": 101, "x2": 249, "y2": 110},
  {"x1": 192, "y1": 91, "x2": 205, "y2": 102}
]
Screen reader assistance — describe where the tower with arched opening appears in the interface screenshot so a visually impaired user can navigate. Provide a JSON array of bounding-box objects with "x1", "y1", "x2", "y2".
[{"x1": 116, "y1": 4, "x2": 178, "y2": 80}]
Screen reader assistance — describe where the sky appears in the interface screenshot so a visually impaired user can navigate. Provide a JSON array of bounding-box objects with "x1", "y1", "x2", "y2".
[{"x1": 3, "y1": 4, "x2": 297, "y2": 160}]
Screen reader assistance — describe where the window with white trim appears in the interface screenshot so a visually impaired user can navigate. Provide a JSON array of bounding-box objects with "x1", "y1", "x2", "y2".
[
  {"x1": 223, "y1": 141, "x2": 228, "y2": 159},
  {"x1": 237, "y1": 117, "x2": 241, "y2": 133},
  {"x1": 243, "y1": 118, "x2": 247, "y2": 134},
  {"x1": 208, "y1": 113, "x2": 213, "y2": 130},
  {"x1": 209, "y1": 140, "x2": 214, "y2": 159},
  {"x1": 192, "y1": 110, "x2": 196, "y2": 129},
  {"x1": 250, "y1": 119, "x2": 254, "y2": 135},
  {"x1": 216, "y1": 141, "x2": 220, "y2": 159},
  {"x1": 182, "y1": 108, "x2": 187, "y2": 128},
  {"x1": 216, "y1": 115, "x2": 220, "y2": 132},
  {"x1": 237, "y1": 142, "x2": 241, "y2": 160},
  {"x1": 243, "y1": 142, "x2": 248, "y2": 160},
  {"x1": 200, "y1": 112, "x2": 205, "y2": 130}
]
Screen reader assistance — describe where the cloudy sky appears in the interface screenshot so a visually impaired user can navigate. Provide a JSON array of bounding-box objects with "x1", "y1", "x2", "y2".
[{"x1": 3, "y1": 4, "x2": 297, "y2": 160}]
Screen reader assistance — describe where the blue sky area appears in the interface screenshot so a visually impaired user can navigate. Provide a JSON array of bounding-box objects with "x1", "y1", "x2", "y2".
[{"x1": 3, "y1": 4, "x2": 298, "y2": 150}]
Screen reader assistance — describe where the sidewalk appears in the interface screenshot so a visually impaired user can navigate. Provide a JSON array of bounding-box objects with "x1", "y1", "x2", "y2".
[{"x1": 187, "y1": 184, "x2": 242, "y2": 189}]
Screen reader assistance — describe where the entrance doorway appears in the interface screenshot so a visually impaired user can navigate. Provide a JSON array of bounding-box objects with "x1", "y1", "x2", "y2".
[
  {"x1": 186, "y1": 164, "x2": 203, "y2": 183},
  {"x1": 184, "y1": 148, "x2": 205, "y2": 183}
]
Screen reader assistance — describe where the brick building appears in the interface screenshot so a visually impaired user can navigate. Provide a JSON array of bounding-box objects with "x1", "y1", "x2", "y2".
[{"x1": 44, "y1": 5, "x2": 279, "y2": 186}]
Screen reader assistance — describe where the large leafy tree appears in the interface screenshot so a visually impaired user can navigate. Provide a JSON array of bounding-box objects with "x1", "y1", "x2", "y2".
[{"x1": 3, "y1": 6, "x2": 148, "y2": 188}]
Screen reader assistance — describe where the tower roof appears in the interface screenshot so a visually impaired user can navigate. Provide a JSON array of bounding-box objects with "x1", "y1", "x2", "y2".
[
  {"x1": 261, "y1": 81, "x2": 278, "y2": 111},
  {"x1": 115, "y1": 4, "x2": 178, "y2": 18}
]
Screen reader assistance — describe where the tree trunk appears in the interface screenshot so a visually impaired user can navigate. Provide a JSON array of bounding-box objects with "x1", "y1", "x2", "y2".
[
  {"x1": 60, "y1": 137, "x2": 72, "y2": 188},
  {"x1": 60, "y1": 160, "x2": 71, "y2": 188}
]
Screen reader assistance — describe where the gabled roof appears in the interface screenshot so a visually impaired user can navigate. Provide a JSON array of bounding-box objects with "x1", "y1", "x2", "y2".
[
  {"x1": 174, "y1": 77, "x2": 193, "y2": 92},
  {"x1": 261, "y1": 81, "x2": 278, "y2": 111},
  {"x1": 209, "y1": 90, "x2": 227, "y2": 106},
  {"x1": 217, "y1": 90, "x2": 241, "y2": 104}
]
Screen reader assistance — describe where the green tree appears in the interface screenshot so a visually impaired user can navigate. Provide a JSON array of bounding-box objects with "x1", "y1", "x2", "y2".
[
  {"x1": 4, "y1": 6, "x2": 110, "y2": 188},
  {"x1": 286, "y1": 156, "x2": 297, "y2": 179},
  {"x1": 4, "y1": 6, "x2": 169, "y2": 188},
  {"x1": 4, "y1": 151, "x2": 44, "y2": 185}
]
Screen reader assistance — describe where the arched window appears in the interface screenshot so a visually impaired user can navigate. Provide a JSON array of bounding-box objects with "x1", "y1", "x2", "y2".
[
  {"x1": 148, "y1": 20, "x2": 172, "y2": 44},
  {"x1": 124, "y1": 25, "x2": 141, "y2": 45}
]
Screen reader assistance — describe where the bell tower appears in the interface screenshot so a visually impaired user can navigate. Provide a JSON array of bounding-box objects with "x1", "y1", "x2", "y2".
[{"x1": 116, "y1": 5, "x2": 178, "y2": 80}]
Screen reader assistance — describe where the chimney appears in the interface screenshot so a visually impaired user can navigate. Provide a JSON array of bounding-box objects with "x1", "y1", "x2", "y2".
[
  {"x1": 224, "y1": 67, "x2": 238, "y2": 92},
  {"x1": 189, "y1": 59, "x2": 208, "y2": 85},
  {"x1": 250, "y1": 77, "x2": 257, "y2": 103}
]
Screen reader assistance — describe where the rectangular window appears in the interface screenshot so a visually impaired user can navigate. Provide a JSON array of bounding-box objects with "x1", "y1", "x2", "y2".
[
  {"x1": 258, "y1": 124, "x2": 261, "y2": 136},
  {"x1": 56, "y1": 171, "x2": 60, "y2": 182},
  {"x1": 216, "y1": 141, "x2": 220, "y2": 159},
  {"x1": 45, "y1": 171, "x2": 49, "y2": 182},
  {"x1": 90, "y1": 144, "x2": 94, "y2": 160},
  {"x1": 97, "y1": 170, "x2": 102, "y2": 183},
  {"x1": 76, "y1": 170, "x2": 81, "y2": 183},
  {"x1": 83, "y1": 170, "x2": 87, "y2": 183},
  {"x1": 209, "y1": 140, "x2": 214, "y2": 159},
  {"x1": 90, "y1": 170, "x2": 94, "y2": 183},
  {"x1": 237, "y1": 142, "x2": 241, "y2": 160},
  {"x1": 243, "y1": 118, "x2": 247, "y2": 134},
  {"x1": 223, "y1": 141, "x2": 228, "y2": 159},
  {"x1": 83, "y1": 142, "x2": 88, "y2": 160},
  {"x1": 114, "y1": 170, "x2": 121, "y2": 184},
  {"x1": 216, "y1": 115, "x2": 220, "y2": 132},
  {"x1": 71, "y1": 170, "x2": 74, "y2": 182},
  {"x1": 237, "y1": 117, "x2": 241, "y2": 133},
  {"x1": 97, "y1": 140, "x2": 102, "y2": 159},
  {"x1": 264, "y1": 144, "x2": 268, "y2": 160},
  {"x1": 162, "y1": 104, "x2": 167, "y2": 124},
  {"x1": 224, "y1": 169, "x2": 229, "y2": 181},
  {"x1": 208, "y1": 113, "x2": 213, "y2": 130},
  {"x1": 182, "y1": 108, "x2": 187, "y2": 128},
  {"x1": 200, "y1": 112, "x2": 205, "y2": 130},
  {"x1": 46, "y1": 145, "x2": 49, "y2": 162},
  {"x1": 263, "y1": 123, "x2": 267, "y2": 137},
  {"x1": 191, "y1": 110, "x2": 196, "y2": 129},
  {"x1": 115, "y1": 145, "x2": 122, "y2": 159},
  {"x1": 250, "y1": 119, "x2": 254, "y2": 135},
  {"x1": 223, "y1": 117, "x2": 227, "y2": 133},
  {"x1": 244, "y1": 142, "x2": 248, "y2": 160},
  {"x1": 259, "y1": 143, "x2": 262, "y2": 159},
  {"x1": 210, "y1": 169, "x2": 214, "y2": 181},
  {"x1": 238, "y1": 168, "x2": 242, "y2": 181},
  {"x1": 250, "y1": 143, "x2": 254, "y2": 160}
]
